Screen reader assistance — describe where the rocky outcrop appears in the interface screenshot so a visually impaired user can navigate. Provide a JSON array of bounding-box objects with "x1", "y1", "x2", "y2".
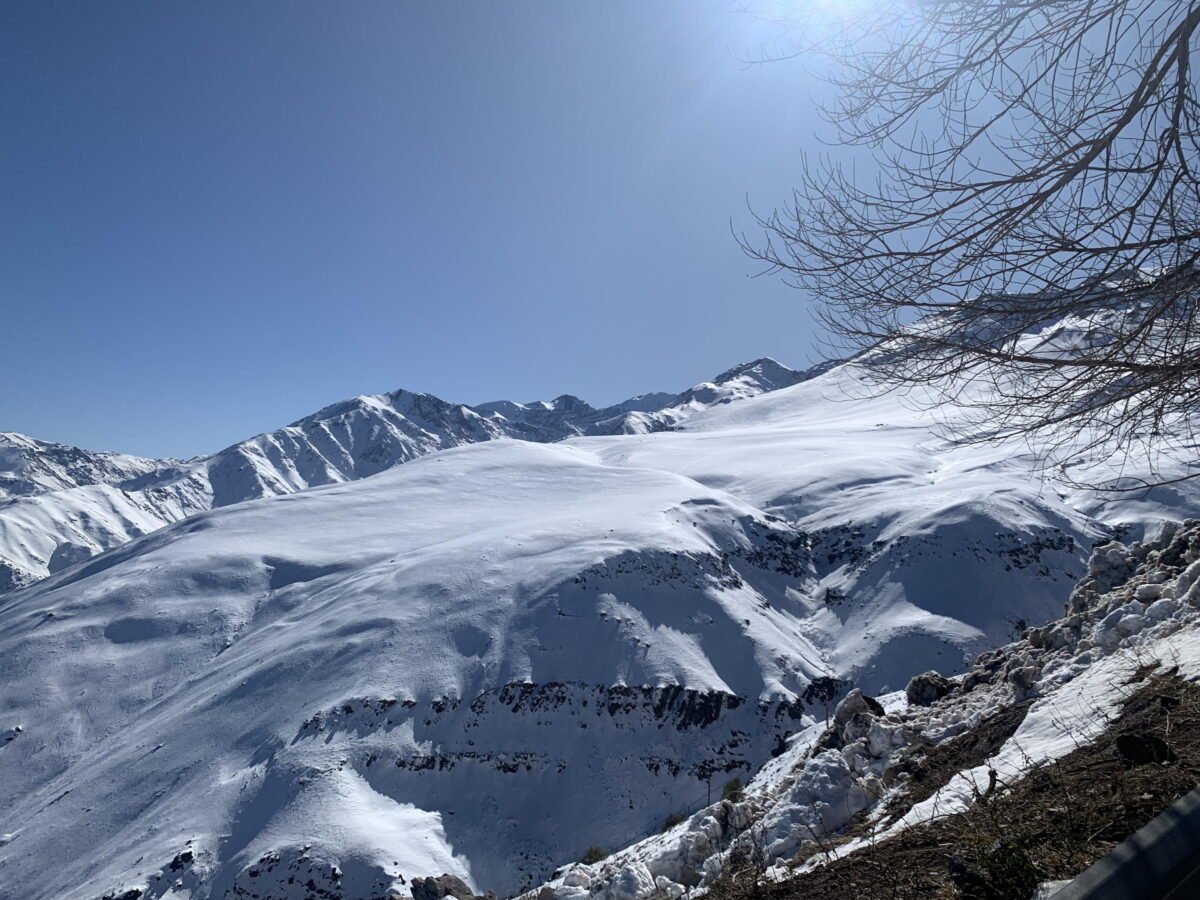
[
  {"x1": 904, "y1": 671, "x2": 953, "y2": 706},
  {"x1": 411, "y1": 875, "x2": 481, "y2": 900}
]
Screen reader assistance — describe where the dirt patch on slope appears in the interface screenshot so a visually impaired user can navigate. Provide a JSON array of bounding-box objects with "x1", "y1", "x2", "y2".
[{"x1": 880, "y1": 699, "x2": 1033, "y2": 825}]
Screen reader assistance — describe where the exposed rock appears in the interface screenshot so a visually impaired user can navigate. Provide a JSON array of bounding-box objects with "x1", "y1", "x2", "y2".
[
  {"x1": 833, "y1": 689, "x2": 883, "y2": 727},
  {"x1": 412, "y1": 874, "x2": 476, "y2": 900},
  {"x1": 821, "y1": 688, "x2": 887, "y2": 746},
  {"x1": 1147, "y1": 599, "x2": 1181, "y2": 622},
  {"x1": 1007, "y1": 665, "x2": 1039, "y2": 693},
  {"x1": 1136, "y1": 583, "x2": 1164, "y2": 602},
  {"x1": 905, "y1": 671, "x2": 954, "y2": 707},
  {"x1": 412, "y1": 873, "x2": 477, "y2": 900}
]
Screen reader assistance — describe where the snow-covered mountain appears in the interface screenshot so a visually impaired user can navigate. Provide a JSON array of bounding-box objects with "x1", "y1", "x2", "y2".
[
  {"x1": 471, "y1": 357, "x2": 818, "y2": 439},
  {"x1": 0, "y1": 432, "x2": 168, "y2": 502},
  {"x1": 1, "y1": 346, "x2": 1197, "y2": 899},
  {"x1": 0, "y1": 360, "x2": 805, "y2": 593}
]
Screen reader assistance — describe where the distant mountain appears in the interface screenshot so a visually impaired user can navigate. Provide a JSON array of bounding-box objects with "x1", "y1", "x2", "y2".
[
  {"x1": 613, "y1": 357, "x2": 828, "y2": 433},
  {"x1": 472, "y1": 358, "x2": 816, "y2": 439},
  {"x1": 473, "y1": 394, "x2": 612, "y2": 441},
  {"x1": 0, "y1": 359, "x2": 816, "y2": 592},
  {"x1": 609, "y1": 391, "x2": 675, "y2": 414},
  {"x1": 0, "y1": 432, "x2": 168, "y2": 501}
]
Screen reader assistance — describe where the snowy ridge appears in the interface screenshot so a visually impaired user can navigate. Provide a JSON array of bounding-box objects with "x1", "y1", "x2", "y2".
[
  {"x1": 0, "y1": 360, "x2": 809, "y2": 593},
  {"x1": 604, "y1": 358, "x2": 824, "y2": 435},
  {"x1": 0, "y1": 432, "x2": 168, "y2": 501},
  {"x1": 471, "y1": 357, "x2": 814, "y2": 439}
]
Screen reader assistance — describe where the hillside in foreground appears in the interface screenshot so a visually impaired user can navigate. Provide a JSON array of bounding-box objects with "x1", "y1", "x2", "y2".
[{"x1": 528, "y1": 521, "x2": 1200, "y2": 900}]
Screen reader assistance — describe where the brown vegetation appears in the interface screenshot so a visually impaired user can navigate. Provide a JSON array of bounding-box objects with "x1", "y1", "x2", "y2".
[{"x1": 708, "y1": 669, "x2": 1200, "y2": 899}]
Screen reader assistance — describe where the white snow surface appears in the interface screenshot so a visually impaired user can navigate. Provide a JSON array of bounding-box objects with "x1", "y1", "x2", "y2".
[
  {"x1": 0, "y1": 350, "x2": 1198, "y2": 899},
  {"x1": 0, "y1": 442, "x2": 827, "y2": 899}
]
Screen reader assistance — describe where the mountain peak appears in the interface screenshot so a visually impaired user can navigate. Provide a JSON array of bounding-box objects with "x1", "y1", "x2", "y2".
[
  {"x1": 545, "y1": 394, "x2": 593, "y2": 413},
  {"x1": 661, "y1": 357, "x2": 811, "y2": 412},
  {"x1": 609, "y1": 392, "x2": 676, "y2": 415},
  {"x1": 711, "y1": 357, "x2": 799, "y2": 388},
  {"x1": 0, "y1": 431, "x2": 36, "y2": 449}
]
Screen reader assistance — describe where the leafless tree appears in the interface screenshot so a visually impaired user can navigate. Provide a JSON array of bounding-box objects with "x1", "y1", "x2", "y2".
[{"x1": 741, "y1": 0, "x2": 1200, "y2": 487}]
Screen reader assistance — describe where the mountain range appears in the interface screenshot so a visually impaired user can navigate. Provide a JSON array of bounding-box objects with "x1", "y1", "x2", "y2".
[
  {"x1": 0, "y1": 358, "x2": 813, "y2": 593},
  {"x1": 0, "y1": 340, "x2": 1196, "y2": 899}
]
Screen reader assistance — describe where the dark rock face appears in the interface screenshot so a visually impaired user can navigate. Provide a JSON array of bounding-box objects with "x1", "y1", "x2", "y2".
[
  {"x1": 833, "y1": 689, "x2": 882, "y2": 726},
  {"x1": 225, "y1": 850, "x2": 346, "y2": 899},
  {"x1": 816, "y1": 688, "x2": 889, "y2": 749},
  {"x1": 287, "y1": 679, "x2": 814, "y2": 894},
  {"x1": 412, "y1": 874, "x2": 477, "y2": 900},
  {"x1": 1116, "y1": 733, "x2": 1177, "y2": 767},
  {"x1": 905, "y1": 671, "x2": 954, "y2": 707}
]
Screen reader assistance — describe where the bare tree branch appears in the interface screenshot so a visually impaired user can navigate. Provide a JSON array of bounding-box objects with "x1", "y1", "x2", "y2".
[{"x1": 743, "y1": 0, "x2": 1200, "y2": 487}]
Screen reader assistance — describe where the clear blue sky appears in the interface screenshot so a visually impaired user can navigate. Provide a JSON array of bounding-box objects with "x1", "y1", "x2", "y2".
[{"x1": 1, "y1": 1, "x2": 830, "y2": 458}]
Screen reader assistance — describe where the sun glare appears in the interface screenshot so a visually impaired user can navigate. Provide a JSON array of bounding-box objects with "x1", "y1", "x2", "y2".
[{"x1": 753, "y1": 0, "x2": 868, "y2": 19}]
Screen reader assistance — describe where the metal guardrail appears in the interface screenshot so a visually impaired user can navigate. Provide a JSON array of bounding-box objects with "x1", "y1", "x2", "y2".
[{"x1": 1051, "y1": 786, "x2": 1200, "y2": 899}]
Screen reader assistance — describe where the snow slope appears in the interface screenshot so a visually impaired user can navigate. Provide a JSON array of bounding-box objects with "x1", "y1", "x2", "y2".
[
  {"x1": 533, "y1": 521, "x2": 1200, "y2": 900},
  {"x1": 573, "y1": 362, "x2": 1200, "y2": 689},
  {"x1": 0, "y1": 442, "x2": 831, "y2": 899},
  {"x1": 0, "y1": 361, "x2": 805, "y2": 593},
  {"x1": 1, "y1": 348, "x2": 1197, "y2": 899}
]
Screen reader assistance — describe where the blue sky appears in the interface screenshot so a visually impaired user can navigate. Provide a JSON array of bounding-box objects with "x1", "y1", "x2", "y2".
[{"x1": 1, "y1": 2, "x2": 831, "y2": 458}]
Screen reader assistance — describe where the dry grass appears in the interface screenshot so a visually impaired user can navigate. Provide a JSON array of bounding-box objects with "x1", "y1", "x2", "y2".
[{"x1": 708, "y1": 670, "x2": 1200, "y2": 900}]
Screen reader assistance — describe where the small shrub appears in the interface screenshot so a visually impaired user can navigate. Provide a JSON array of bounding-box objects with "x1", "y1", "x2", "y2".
[
  {"x1": 721, "y1": 777, "x2": 744, "y2": 802},
  {"x1": 802, "y1": 676, "x2": 844, "y2": 724},
  {"x1": 580, "y1": 846, "x2": 607, "y2": 865},
  {"x1": 660, "y1": 812, "x2": 686, "y2": 832},
  {"x1": 950, "y1": 841, "x2": 1039, "y2": 900}
]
